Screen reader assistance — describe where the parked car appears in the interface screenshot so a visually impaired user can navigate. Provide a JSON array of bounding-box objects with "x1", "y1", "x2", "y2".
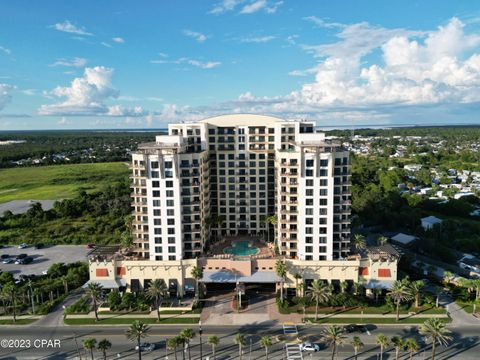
[
  {"x1": 42, "y1": 269, "x2": 49, "y2": 275},
  {"x1": 34, "y1": 243, "x2": 44, "y2": 249},
  {"x1": 87, "y1": 243, "x2": 96, "y2": 249},
  {"x1": 301, "y1": 342, "x2": 320, "y2": 352},
  {"x1": 0, "y1": 254, "x2": 9, "y2": 259},
  {"x1": 16, "y1": 257, "x2": 33, "y2": 265},
  {"x1": 18, "y1": 243, "x2": 28, "y2": 249},
  {"x1": 2, "y1": 258, "x2": 13, "y2": 264},
  {"x1": 16, "y1": 253, "x2": 27, "y2": 259},
  {"x1": 135, "y1": 343, "x2": 155, "y2": 352}
]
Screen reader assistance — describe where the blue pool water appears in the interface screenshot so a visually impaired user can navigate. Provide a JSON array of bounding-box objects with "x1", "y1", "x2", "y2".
[{"x1": 224, "y1": 240, "x2": 259, "y2": 256}]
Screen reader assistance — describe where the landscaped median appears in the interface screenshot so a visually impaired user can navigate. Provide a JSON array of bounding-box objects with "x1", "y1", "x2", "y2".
[
  {"x1": 64, "y1": 311, "x2": 200, "y2": 325},
  {"x1": 303, "y1": 312, "x2": 450, "y2": 325},
  {"x1": 0, "y1": 316, "x2": 40, "y2": 325}
]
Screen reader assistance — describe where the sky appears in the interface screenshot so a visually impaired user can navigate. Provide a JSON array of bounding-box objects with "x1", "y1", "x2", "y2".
[{"x1": 1, "y1": 0, "x2": 480, "y2": 130}]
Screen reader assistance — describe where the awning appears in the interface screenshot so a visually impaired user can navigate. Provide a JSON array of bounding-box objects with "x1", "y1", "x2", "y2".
[
  {"x1": 363, "y1": 279, "x2": 395, "y2": 289},
  {"x1": 82, "y1": 279, "x2": 125, "y2": 289},
  {"x1": 201, "y1": 270, "x2": 282, "y2": 283}
]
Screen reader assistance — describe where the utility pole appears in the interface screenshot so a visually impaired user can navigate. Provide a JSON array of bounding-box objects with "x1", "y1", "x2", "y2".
[
  {"x1": 199, "y1": 320, "x2": 203, "y2": 360},
  {"x1": 28, "y1": 280, "x2": 35, "y2": 314},
  {"x1": 73, "y1": 332, "x2": 82, "y2": 360}
]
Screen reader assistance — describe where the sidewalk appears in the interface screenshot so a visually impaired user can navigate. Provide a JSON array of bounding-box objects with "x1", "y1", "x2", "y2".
[{"x1": 67, "y1": 310, "x2": 200, "y2": 319}]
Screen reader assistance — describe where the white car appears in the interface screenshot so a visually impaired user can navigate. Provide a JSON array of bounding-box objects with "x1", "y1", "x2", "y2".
[
  {"x1": 135, "y1": 342, "x2": 155, "y2": 352},
  {"x1": 18, "y1": 243, "x2": 28, "y2": 249},
  {"x1": 42, "y1": 270, "x2": 49, "y2": 275},
  {"x1": 301, "y1": 342, "x2": 320, "y2": 352}
]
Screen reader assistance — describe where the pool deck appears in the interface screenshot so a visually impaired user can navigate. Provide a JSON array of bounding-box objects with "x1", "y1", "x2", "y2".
[{"x1": 207, "y1": 235, "x2": 275, "y2": 259}]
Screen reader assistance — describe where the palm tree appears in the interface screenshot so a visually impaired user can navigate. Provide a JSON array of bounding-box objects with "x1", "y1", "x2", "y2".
[
  {"x1": 275, "y1": 260, "x2": 287, "y2": 302},
  {"x1": 85, "y1": 282, "x2": 103, "y2": 321},
  {"x1": 410, "y1": 280, "x2": 425, "y2": 308},
  {"x1": 190, "y1": 266, "x2": 203, "y2": 300},
  {"x1": 293, "y1": 272, "x2": 302, "y2": 295},
  {"x1": 207, "y1": 335, "x2": 220, "y2": 360},
  {"x1": 420, "y1": 318, "x2": 452, "y2": 360},
  {"x1": 373, "y1": 287, "x2": 382, "y2": 304},
  {"x1": 391, "y1": 336, "x2": 404, "y2": 360},
  {"x1": 308, "y1": 280, "x2": 331, "y2": 321},
  {"x1": 260, "y1": 336, "x2": 272, "y2": 360},
  {"x1": 443, "y1": 270, "x2": 454, "y2": 286},
  {"x1": 459, "y1": 278, "x2": 480, "y2": 301},
  {"x1": 323, "y1": 325, "x2": 346, "y2": 360},
  {"x1": 234, "y1": 333, "x2": 247, "y2": 360},
  {"x1": 126, "y1": 320, "x2": 150, "y2": 360},
  {"x1": 145, "y1": 279, "x2": 168, "y2": 322},
  {"x1": 351, "y1": 336, "x2": 364, "y2": 360},
  {"x1": 404, "y1": 338, "x2": 420, "y2": 360},
  {"x1": 97, "y1": 339, "x2": 111, "y2": 360},
  {"x1": 339, "y1": 281, "x2": 348, "y2": 294},
  {"x1": 388, "y1": 279, "x2": 412, "y2": 321},
  {"x1": 376, "y1": 334, "x2": 390, "y2": 360},
  {"x1": 377, "y1": 235, "x2": 389, "y2": 246},
  {"x1": 263, "y1": 215, "x2": 278, "y2": 244},
  {"x1": 353, "y1": 234, "x2": 366, "y2": 251},
  {"x1": 83, "y1": 338, "x2": 97, "y2": 360},
  {"x1": 167, "y1": 336, "x2": 181, "y2": 360},
  {"x1": 180, "y1": 328, "x2": 195, "y2": 360},
  {"x1": 3, "y1": 284, "x2": 17, "y2": 323}
]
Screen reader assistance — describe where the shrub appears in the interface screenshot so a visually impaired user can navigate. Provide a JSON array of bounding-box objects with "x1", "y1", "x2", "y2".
[{"x1": 107, "y1": 290, "x2": 121, "y2": 311}]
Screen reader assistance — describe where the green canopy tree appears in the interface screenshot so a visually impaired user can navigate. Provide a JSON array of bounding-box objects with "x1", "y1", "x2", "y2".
[
  {"x1": 126, "y1": 320, "x2": 150, "y2": 360},
  {"x1": 260, "y1": 336, "x2": 272, "y2": 360},
  {"x1": 207, "y1": 335, "x2": 220, "y2": 360},
  {"x1": 145, "y1": 279, "x2": 168, "y2": 322},
  {"x1": 85, "y1": 282, "x2": 103, "y2": 321},
  {"x1": 323, "y1": 325, "x2": 346, "y2": 360},
  {"x1": 83, "y1": 338, "x2": 97, "y2": 360},
  {"x1": 97, "y1": 339, "x2": 111, "y2": 360}
]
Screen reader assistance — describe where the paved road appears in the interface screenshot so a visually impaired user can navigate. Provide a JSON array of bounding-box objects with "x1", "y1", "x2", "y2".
[{"x1": 0, "y1": 324, "x2": 478, "y2": 359}]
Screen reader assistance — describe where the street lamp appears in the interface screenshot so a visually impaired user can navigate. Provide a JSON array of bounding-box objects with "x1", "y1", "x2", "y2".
[{"x1": 199, "y1": 320, "x2": 203, "y2": 360}]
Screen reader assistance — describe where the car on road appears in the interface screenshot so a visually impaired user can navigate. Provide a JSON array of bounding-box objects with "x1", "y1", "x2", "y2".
[
  {"x1": 135, "y1": 343, "x2": 155, "y2": 352},
  {"x1": 42, "y1": 269, "x2": 49, "y2": 275},
  {"x1": 87, "y1": 243, "x2": 96, "y2": 249},
  {"x1": 2, "y1": 258, "x2": 13, "y2": 264},
  {"x1": 18, "y1": 243, "x2": 28, "y2": 249},
  {"x1": 301, "y1": 342, "x2": 320, "y2": 352},
  {"x1": 1, "y1": 254, "x2": 9, "y2": 259},
  {"x1": 16, "y1": 253, "x2": 27, "y2": 259},
  {"x1": 343, "y1": 324, "x2": 371, "y2": 334},
  {"x1": 34, "y1": 243, "x2": 45, "y2": 249}
]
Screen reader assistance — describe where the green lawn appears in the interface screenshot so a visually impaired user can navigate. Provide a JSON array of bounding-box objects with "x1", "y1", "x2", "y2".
[
  {"x1": 0, "y1": 162, "x2": 129, "y2": 204},
  {"x1": 0, "y1": 319, "x2": 37, "y2": 325},
  {"x1": 305, "y1": 317, "x2": 451, "y2": 325},
  {"x1": 455, "y1": 300, "x2": 477, "y2": 314},
  {"x1": 64, "y1": 317, "x2": 199, "y2": 325}
]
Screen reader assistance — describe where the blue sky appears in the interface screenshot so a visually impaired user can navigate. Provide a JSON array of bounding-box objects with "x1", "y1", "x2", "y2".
[{"x1": 1, "y1": 0, "x2": 480, "y2": 130}]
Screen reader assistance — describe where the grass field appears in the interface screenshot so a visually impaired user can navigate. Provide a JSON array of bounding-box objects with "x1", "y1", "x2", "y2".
[
  {"x1": 0, "y1": 162, "x2": 129, "y2": 204},
  {"x1": 0, "y1": 319, "x2": 37, "y2": 325}
]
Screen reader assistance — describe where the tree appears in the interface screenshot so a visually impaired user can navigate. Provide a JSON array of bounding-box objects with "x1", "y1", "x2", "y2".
[
  {"x1": 234, "y1": 333, "x2": 246, "y2": 360},
  {"x1": 207, "y1": 335, "x2": 220, "y2": 360},
  {"x1": 420, "y1": 318, "x2": 452, "y2": 360},
  {"x1": 190, "y1": 266, "x2": 203, "y2": 300},
  {"x1": 167, "y1": 336, "x2": 182, "y2": 360},
  {"x1": 263, "y1": 215, "x2": 277, "y2": 244},
  {"x1": 323, "y1": 325, "x2": 346, "y2": 360},
  {"x1": 275, "y1": 260, "x2": 287, "y2": 302},
  {"x1": 388, "y1": 279, "x2": 412, "y2": 321},
  {"x1": 97, "y1": 339, "x2": 111, "y2": 360},
  {"x1": 308, "y1": 280, "x2": 331, "y2": 321},
  {"x1": 260, "y1": 336, "x2": 272, "y2": 360},
  {"x1": 377, "y1": 235, "x2": 389, "y2": 246},
  {"x1": 83, "y1": 338, "x2": 97, "y2": 360},
  {"x1": 126, "y1": 320, "x2": 150, "y2": 360},
  {"x1": 107, "y1": 289, "x2": 122, "y2": 310},
  {"x1": 180, "y1": 328, "x2": 195, "y2": 360},
  {"x1": 353, "y1": 234, "x2": 367, "y2": 251},
  {"x1": 85, "y1": 282, "x2": 103, "y2": 321},
  {"x1": 410, "y1": 280, "x2": 425, "y2": 308},
  {"x1": 391, "y1": 336, "x2": 404, "y2": 360},
  {"x1": 145, "y1": 279, "x2": 168, "y2": 322},
  {"x1": 376, "y1": 334, "x2": 390, "y2": 360},
  {"x1": 2, "y1": 284, "x2": 17, "y2": 323},
  {"x1": 459, "y1": 278, "x2": 480, "y2": 301},
  {"x1": 351, "y1": 336, "x2": 364, "y2": 360},
  {"x1": 443, "y1": 271, "x2": 454, "y2": 286},
  {"x1": 339, "y1": 281, "x2": 348, "y2": 294},
  {"x1": 293, "y1": 272, "x2": 303, "y2": 295},
  {"x1": 404, "y1": 338, "x2": 420, "y2": 360}
]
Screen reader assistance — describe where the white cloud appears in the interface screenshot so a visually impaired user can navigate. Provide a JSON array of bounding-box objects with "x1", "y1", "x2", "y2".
[
  {"x1": 101, "y1": 42, "x2": 112, "y2": 48},
  {"x1": 240, "y1": 35, "x2": 275, "y2": 43},
  {"x1": 240, "y1": 0, "x2": 267, "y2": 14},
  {"x1": 57, "y1": 117, "x2": 72, "y2": 125},
  {"x1": 51, "y1": 20, "x2": 93, "y2": 36},
  {"x1": 50, "y1": 57, "x2": 87, "y2": 67},
  {"x1": 0, "y1": 84, "x2": 13, "y2": 111},
  {"x1": 0, "y1": 46, "x2": 11, "y2": 55},
  {"x1": 39, "y1": 66, "x2": 119, "y2": 116},
  {"x1": 21, "y1": 89, "x2": 37, "y2": 96},
  {"x1": 303, "y1": 16, "x2": 345, "y2": 29},
  {"x1": 150, "y1": 56, "x2": 221, "y2": 69},
  {"x1": 106, "y1": 105, "x2": 146, "y2": 117},
  {"x1": 112, "y1": 37, "x2": 125, "y2": 43},
  {"x1": 183, "y1": 30, "x2": 208, "y2": 43},
  {"x1": 209, "y1": 0, "x2": 243, "y2": 15}
]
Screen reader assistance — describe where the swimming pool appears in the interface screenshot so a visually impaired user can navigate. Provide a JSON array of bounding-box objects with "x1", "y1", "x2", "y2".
[{"x1": 224, "y1": 240, "x2": 259, "y2": 256}]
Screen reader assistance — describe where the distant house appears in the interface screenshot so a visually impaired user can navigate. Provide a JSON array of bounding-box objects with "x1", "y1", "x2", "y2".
[
  {"x1": 454, "y1": 192, "x2": 475, "y2": 200},
  {"x1": 421, "y1": 216, "x2": 443, "y2": 231},
  {"x1": 391, "y1": 233, "x2": 417, "y2": 246},
  {"x1": 404, "y1": 164, "x2": 422, "y2": 172}
]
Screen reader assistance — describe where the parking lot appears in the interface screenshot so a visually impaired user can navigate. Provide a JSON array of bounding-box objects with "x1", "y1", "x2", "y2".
[{"x1": 0, "y1": 245, "x2": 88, "y2": 278}]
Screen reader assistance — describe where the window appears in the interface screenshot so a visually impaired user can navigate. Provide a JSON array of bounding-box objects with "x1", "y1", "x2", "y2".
[
  {"x1": 306, "y1": 199, "x2": 313, "y2": 206},
  {"x1": 320, "y1": 179, "x2": 328, "y2": 186},
  {"x1": 306, "y1": 208, "x2": 313, "y2": 215},
  {"x1": 320, "y1": 189, "x2": 328, "y2": 196},
  {"x1": 320, "y1": 199, "x2": 328, "y2": 206},
  {"x1": 151, "y1": 171, "x2": 159, "y2": 178},
  {"x1": 319, "y1": 246, "x2": 327, "y2": 253},
  {"x1": 306, "y1": 159, "x2": 314, "y2": 167},
  {"x1": 167, "y1": 228, "x2": 175, "y2": 235},
  {"x1": 153, "y1": 200, "x2": 160, "y2": 207},
  {"x1": 306, "y1": 189, "x2": 314, "y2": 196},
  {"x1": 153, "y1": 209, "x2": 161, "y2": 216},
  {"x1": 166, "y1": 181, "x2": 173, "y2": 188},
  {"x1": 154, "y1": 219, "x2": 161, "y2": 225},
  {"x1": 320, "y1": 159, "x2": 328, "y2": 167},
  {"x1": 155, "y1": 246, "x2": 163, "y2": 253},
  {"x1": 306, "y1": 179, "x2": 314, "y2": 186},
  {"x1": 166, "y1": 190, "x2": 174, "y2": 197},
  {"x1": 168, "y1": 246, "x2": 176, "y2": 253},
  {"x1": 152, "y1": 190, "x2": 160, "y2": 197},
  {"x1": 166, "y1": 200, "x2": 174, "y2": 207},
  {"x1": 151, "y1": 161, "x2": 159, "y2": 168},
  {"x1": 167, "y1": 219, "x2": 175, "y2": 225},
  {"x1": 152, "y1": 181, "x2": 160, "y2": 188}
]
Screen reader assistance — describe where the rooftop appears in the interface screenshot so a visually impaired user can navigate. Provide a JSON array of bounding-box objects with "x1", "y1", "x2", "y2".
[{"x1": 199, "y1": 114, "x2": 288, "y2": 127}]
